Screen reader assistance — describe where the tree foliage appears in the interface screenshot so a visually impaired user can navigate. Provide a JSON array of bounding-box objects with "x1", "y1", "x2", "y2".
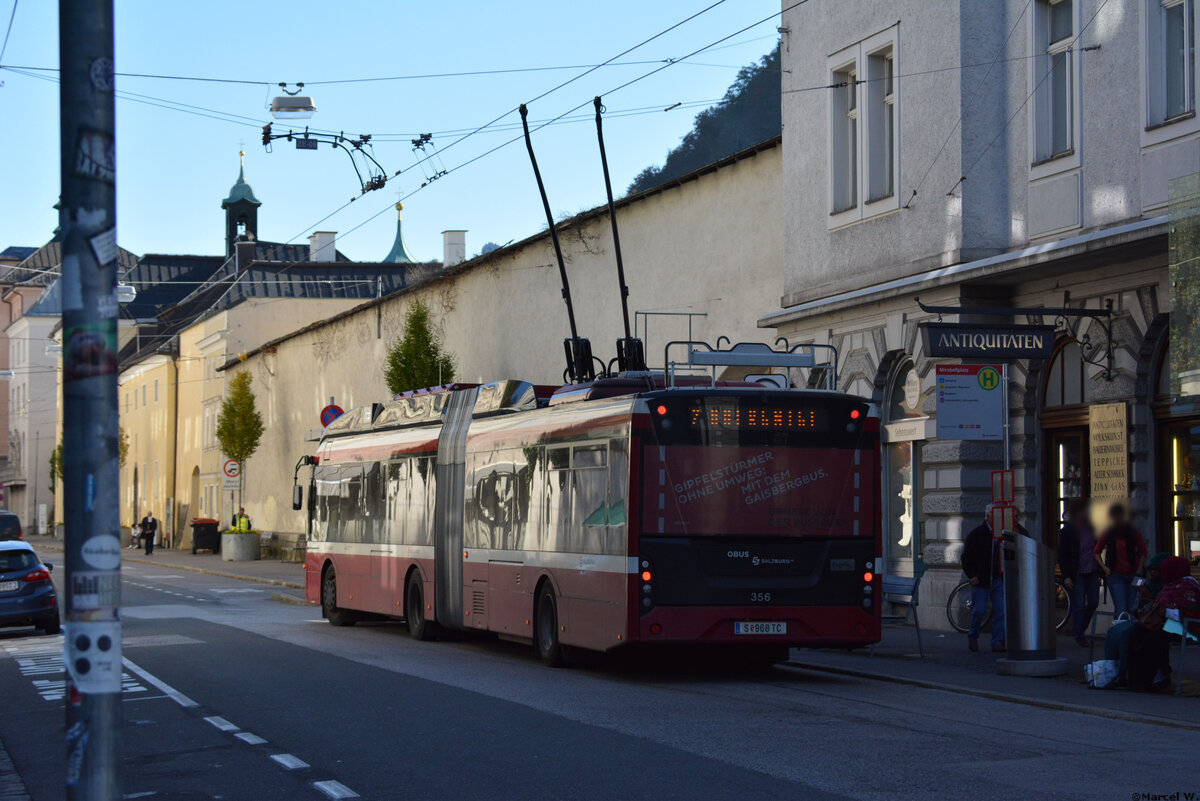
[
  {"x1": 216, "y1": 370, "x2": 264, "y2": 465},
  {"x1": 627, "y1": 43, "x2": 781, "y2": 195},
  {"x1": 118, "y1": 427, "x2": 129, "y2": 467},
  {"x1": 384, "y1": 298, "x2": 456, "y2": 395},
  {"x1": 49, "y1": 444, "x2": 62, "y2": 495}
]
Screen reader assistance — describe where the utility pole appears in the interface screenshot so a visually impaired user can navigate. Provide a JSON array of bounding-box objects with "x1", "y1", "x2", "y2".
[{"x1": 59, "y1": 1, "x2": 122, "y2": 799}]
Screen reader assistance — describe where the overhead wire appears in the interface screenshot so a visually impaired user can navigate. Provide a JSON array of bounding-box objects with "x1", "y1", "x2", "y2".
[
  {"x1": 0, "y1": 0, "x2": 16, "y2": 65},
  {"x1": 310, "y1": 0, "x2": 811, "y2": 247}
]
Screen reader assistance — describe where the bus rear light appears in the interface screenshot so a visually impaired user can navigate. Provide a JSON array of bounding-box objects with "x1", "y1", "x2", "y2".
[
  {"x1": 641, "y1": 570, "x2": 652, "y2": 582},
  {"x1": 850, "y1": 409, "x2": 861, "y2": 420},
  {"x1": 861, "y1": 599, "x2": 872, "y2": 609},
  {"x1": 863, "y1": 571, "x2": 874, "y2": 583},
  {"x1": 655, "y1": 404, "x2": 667, "y2": 416},
  {"x1": 641, "y1": 585, "x2": 652, "y2": 594},
  {"x1": 863, "y1": 586, "x2": 872, "y2": 595},
  {"x1": 642, "y1": 597, "x2": 652, "y2": 608},
  {"x1": 649, "y1": 623, "x2": 662, "y2": 635},
  {"x1": 856, "y1": 623, "x2": 866, "y2": 634}
]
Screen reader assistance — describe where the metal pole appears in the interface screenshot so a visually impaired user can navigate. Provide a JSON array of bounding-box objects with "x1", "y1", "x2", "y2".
[
  {"x1": 1002, "y1": 363, "x2": 1011, "y2": 471},
  {"x1": 59, "y1": 1, "x2": 122, "y2": 798}
]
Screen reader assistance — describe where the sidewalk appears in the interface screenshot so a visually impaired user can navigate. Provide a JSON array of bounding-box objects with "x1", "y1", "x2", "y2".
[
  {"x1": 787, "y1": 623, "x2": 1200, "y2": 729},
  {"x1": 24, "y1": 534, "x2": 306, "y2": 592}
]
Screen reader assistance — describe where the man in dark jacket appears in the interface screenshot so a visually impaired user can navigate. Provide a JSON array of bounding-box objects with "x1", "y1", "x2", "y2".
[
  {"x1": 140, "y1": 511, "x2": 158, "y2": 556},
  {"x1": 961, "y1": 504, "x2": 1007, "y2": 652}
]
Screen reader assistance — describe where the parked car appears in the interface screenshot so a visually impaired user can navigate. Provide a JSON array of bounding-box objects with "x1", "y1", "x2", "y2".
[
  {"x1": 0, "y1": 541, "x2": 59, "y2": 634},
  {"x1": 0, "y1": 512, "x2": 23, "y2": 541}
]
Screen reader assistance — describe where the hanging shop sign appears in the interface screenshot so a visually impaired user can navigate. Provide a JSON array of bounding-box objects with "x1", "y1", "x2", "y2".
[{"x1": 921, "y1": 322, "x2": 1057, "y2": 360}]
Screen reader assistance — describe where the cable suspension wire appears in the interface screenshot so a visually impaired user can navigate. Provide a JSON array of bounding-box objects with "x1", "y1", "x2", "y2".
[
  {"x1": 0, "y1": 0, "x2": 17, "y2": 64},
  {"x1": 313, "y1": 0, "x2": 812, "y2": 248}
]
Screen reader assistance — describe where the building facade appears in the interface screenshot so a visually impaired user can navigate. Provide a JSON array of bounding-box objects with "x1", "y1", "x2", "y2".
[{"x1": 767, "y1": 0, "x2": 1199, "y2": 628}]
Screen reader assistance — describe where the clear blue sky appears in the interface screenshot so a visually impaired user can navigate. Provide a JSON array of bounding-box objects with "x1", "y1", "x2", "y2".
[{"x1": 0, "y1": 0, "x2": 780, "y2": 263}]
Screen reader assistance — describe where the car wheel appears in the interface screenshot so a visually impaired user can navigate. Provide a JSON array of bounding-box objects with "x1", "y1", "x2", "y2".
[
  {"x1": 40, "y1": 615, "x2": 61, "y2": 636},
  {"x1": 321, "y1": 566, "x2": 356, "y2": 627}
]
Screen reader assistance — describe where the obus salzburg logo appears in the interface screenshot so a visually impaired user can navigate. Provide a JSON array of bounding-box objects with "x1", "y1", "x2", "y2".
[{"x1": 977, "y1": 367, "x2": 1001, "y2": 391}]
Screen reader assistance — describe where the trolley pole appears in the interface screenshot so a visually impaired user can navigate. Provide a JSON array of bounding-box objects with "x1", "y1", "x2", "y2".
[{"x1": 59, "y1": 1, "x2": 122, "y2": 798}]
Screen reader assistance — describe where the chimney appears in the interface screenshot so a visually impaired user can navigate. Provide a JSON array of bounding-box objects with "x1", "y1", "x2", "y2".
[
  {"x1": 234, "y1": 239, "x2": 257, "y2": 271},
  {"x1": 308, "y1": 231, "x2": 337, "y2": 262},
  {"x1": 442, "y1": 230, "x2": 466, "y2": 267}
]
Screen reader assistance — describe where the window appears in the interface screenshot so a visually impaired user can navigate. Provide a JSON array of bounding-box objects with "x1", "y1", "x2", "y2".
[
  {"x1": 142, "y1": 384, "x2": 147, "y2": 407},
  {"x1": 883, "y1": 360, "x2": 926, "y2": 576},
  {"x1": 828, "y1": 28, "x2": 900, "y2": 224},
  {"x1": 154, "y1": 379, "x2": 159, "y2": 403},
  {"x1": 1034, "y1": 0, "x2": 1076, "y2": 162},
  {"x1": 1044, "y1": 340, "x2": 1087, "y2": 407},
  {"x1": 831, "y1": 63, "x2": 858, "y2": 213},
  {"x1": 1149, "y1": 0, "x2": 1197, "y2": 127}
]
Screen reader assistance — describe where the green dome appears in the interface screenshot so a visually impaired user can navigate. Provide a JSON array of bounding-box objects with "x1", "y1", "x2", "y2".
[{"x1": 222, "y1": 163, "x2": 261, "y2": 208}]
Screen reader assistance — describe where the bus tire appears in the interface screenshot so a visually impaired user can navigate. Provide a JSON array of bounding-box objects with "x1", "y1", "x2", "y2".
[
  {"x1": 534, "y1": 584, "x2": 566, "y2": 668},
  {"x1": 322, "y1": 565, "x2": 356, "y2": 627},
  {"x1": 405, "y1": 575, "x2": 437, "y2": 641}
]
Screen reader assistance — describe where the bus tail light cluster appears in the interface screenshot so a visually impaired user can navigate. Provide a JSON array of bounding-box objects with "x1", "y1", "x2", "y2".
[
  {"x1": 639, "y1": 559, "x2": 653, "y2": 612},
  {"x1": 861, "y1": 561, "x2": 874, "y2": 609}
]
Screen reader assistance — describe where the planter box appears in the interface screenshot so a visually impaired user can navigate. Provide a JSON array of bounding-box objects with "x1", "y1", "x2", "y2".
[{"x1": 221, "y1": 531, "x2": 261, "y2": 562}]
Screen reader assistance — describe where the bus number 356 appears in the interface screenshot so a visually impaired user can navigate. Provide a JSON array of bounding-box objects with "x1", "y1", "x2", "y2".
[{"x1": 750, "y1": 592, "x2": 772, "y2": 603}]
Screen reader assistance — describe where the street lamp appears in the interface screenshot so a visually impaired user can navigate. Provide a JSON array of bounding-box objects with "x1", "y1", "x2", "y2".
[
  {"x1": 270, "y1": 83, "x2": 316, "y2": 120},
  {"x1": 116, "y1": 283, "x2": 137, "y2": 304}
]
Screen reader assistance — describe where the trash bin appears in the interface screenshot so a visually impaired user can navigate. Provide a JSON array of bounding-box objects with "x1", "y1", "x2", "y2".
[
  {"x1": 190, "y1": 518, "x2": 220, "y2": 554},
  {"x1": 1001, "y1": 528, "x2": 1056, "y2": 659}
]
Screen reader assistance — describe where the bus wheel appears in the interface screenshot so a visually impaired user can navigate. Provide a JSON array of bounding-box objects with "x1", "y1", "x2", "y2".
[
  {"x1": 322, "y1": 566, "x2": 356, "y2": 627},
  {"x1": 405, "y1": 577, "x2": 436, "y2": 641},
  {"x1": 535, "y1": 584, "x2": 566, "y2": 667}
]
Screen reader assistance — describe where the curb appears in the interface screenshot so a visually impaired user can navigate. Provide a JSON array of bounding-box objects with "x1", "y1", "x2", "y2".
[
  {"x1": 33, "y1": 542, "x2": 305, "y2": 591},
  {"x1": 270, "y1": 592, "x2": 309, "y2": 607},
  {"x1": 782, "y1": 660, "x2": 1200, "y2": 731}
]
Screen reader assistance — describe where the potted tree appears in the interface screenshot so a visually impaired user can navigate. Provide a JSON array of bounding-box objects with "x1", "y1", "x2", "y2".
[{"x1": 216, "y1": 370, "x2": 264, "y2": 561}]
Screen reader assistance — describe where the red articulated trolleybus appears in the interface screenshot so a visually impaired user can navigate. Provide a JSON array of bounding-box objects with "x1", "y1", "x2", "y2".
[
  {"x1": 298, "y1": 341, "x2": 882, "y2": 666},
  {"x1": 296, "y1": 100, "x2": 880, "y2": 665}
]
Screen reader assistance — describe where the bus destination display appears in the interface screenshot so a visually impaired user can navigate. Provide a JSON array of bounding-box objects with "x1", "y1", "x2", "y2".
[{"x1": 689, "y1": 406, "x2": 826, "y2": 431}]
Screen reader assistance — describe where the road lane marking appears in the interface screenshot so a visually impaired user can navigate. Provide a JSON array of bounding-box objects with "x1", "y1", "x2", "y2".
[
  {"x1": 270, "y1": 754, "x2": 309, "y2": 770},
  {"x1": 204, "y1": 716, "x2": 238, "y2": 732},
  {"x1": 313, "y1": 780, "x2": 358, "y2": 799},
  {"x1": 235, "y1": 732, "x2": 267, "y2": 745},
  {"x1": 141, "y1": 575, "x2": 184, "y2": 579},
  {"x1": 208, "y1": 588, "x2": 264, "y2": 594},
  {"x1": 121, "y1": 658, "x2": 198, "y2": 708}
]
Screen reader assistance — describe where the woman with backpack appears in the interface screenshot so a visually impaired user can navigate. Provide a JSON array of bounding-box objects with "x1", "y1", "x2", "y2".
[{"x1": 1093, "y1": 502, "x2": 1147, "y2": 618}]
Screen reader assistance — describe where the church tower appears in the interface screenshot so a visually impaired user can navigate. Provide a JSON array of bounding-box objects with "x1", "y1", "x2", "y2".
[
  {"x1": 382, "y1": 201, "x2": 418, "y2": 263},
  {"x1": 221, "y1": 151, "x2": 261, "y2": 257}
]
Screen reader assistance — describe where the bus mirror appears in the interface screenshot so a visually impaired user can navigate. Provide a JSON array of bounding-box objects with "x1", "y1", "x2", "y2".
[{"x1": 292, "y1": 485, "x2": 303, "y2": 511}]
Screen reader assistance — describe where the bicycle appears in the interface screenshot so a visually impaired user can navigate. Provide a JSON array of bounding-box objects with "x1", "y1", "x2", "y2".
[{"x1": 945, "y1": 578, "x2": 1072, "y2": 634}]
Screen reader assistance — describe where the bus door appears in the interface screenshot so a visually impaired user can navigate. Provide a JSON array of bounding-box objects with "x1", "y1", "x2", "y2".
[{"x1": 433, "y1": 387, "x2": 478, "y2": 629}]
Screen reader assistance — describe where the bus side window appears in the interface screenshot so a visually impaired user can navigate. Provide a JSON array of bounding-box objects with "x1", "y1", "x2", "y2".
[
  {"x1": 572, "y1": 444, "x2": 608, "y2": 555},
  {"x1": 362, "y1": 463, "x2": 384, "y2": 545},
  {"x1": 607, "y1": 437, "x2": 630, "y2": 556},
  {"x1": 546, "y1": 447, "x2": 571, "y2": 553},
  {"x1": 387, "y1": 461, "x2": 407, "y2": 546},
  {"x1": 411, "y1": 457, "x2": 432, "y2": 547}
]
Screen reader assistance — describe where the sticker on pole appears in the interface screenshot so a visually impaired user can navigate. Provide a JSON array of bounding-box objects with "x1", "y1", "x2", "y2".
[
  {"x1": 935, "y1": 364, "x2": 1003, "y2": 441},
  {"x1": 65, "y1": 621, "x2": 122, "y2": 694},
  {"x1": 989, "y1": 504, "x2": 1017, "y2": 535},
  {"x1": 222, "y1": 459, "x2": 241, "y2": 490},
  {"x1": 991, "y1": 470, "x2": 1015, "y2": 504},
  {"x1": 320, "y1": 404, "x2": 344, "y2": 427}
]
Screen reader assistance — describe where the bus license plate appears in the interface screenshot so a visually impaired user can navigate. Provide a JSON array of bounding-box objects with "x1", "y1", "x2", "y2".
[
  {"x1": 0, "y1": 581, "x2": 18, "y2": 593},
  {"x1": 734, "y1": 621, "x2": 786, "y2": 635}
]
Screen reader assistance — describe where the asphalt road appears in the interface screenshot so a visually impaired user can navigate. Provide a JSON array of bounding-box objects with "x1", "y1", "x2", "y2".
[{"x1": 0, "y1": 560, "x2": 1195, "y2": 801}]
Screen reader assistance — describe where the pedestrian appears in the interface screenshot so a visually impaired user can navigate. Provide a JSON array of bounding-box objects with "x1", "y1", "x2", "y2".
[
  {"x1": 232, "y1": 506, "x2": 252, "y2": 533},
  {"x1": 1126, "y1": 556, "x2": 1200, "y2": 691},
  {"x1": 129, "y1": 521, "x2": 141, "y2": 549},
  {"x1": 140, "y1": 510, "x2": 158, "y2": 556},
  {"x1": 1094, "y1": 502, "x2": 1147, "y2": 618},
  {"x1": 1057, "y1": 499, "x2": 1101, "y2": 646},
  {"x1": 961, "y1": 504, "x2": 1007, "y2": 652}
]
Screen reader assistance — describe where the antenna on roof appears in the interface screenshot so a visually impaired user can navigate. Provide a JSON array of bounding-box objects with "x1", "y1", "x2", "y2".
[
  {"x1": 593, "y1": 96, "x2": 645, "y2": 373},
  {"x1": 519, "y1": 104, "x2": 595, "y2": 384}
]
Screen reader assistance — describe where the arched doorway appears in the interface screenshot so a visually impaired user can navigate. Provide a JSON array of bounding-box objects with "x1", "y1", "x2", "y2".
[
  {"x1": 882, "y1": 358, "x2": 928, "y2": 576},
  {"x1": 1041, "y1": 340, "x2": 1090, "y2": 530}
]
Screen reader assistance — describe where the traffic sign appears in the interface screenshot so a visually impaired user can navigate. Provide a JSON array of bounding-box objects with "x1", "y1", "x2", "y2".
[
  {"x1": 222, "y1": 459, "x2": 241, "y2": 490},
  {"x1": 321, "y1": 404, "x2": 345, "y2": 427}
]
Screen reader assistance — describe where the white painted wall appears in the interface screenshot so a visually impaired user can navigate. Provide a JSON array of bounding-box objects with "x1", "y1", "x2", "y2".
[{"x1": 239, "y1": 142, "x2": 783, "y2": 534}]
